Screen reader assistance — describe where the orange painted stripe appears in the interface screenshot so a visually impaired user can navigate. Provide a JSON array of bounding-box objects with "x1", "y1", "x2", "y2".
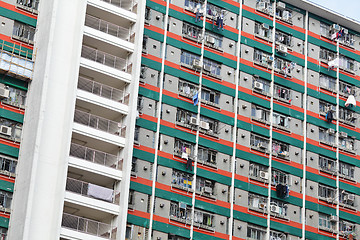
[
  {"x1": 0, "y1": 175, "x2": 14, "y2": 183},
  {"x1": 0, "y1": 1, "x2": 37, "y2": 19},
  {"x1": 144, "y1": 24, "x2": 165, "y2": 35},
  {"x1": 0, "y1": 102, "x2": 24, "y2": 115},
  {"x1": 155, "y1": 182, "x2": 193, "y2": 199},
  {"x1": 0, "y1": 138, "x2": 19, "y2": 148},
  {"x1": 128, "y1": 209, "x2": 150, "y2": 219},
  {"x1": 0, "y1": 33, "x2": 33, "y2": 51},
  {"x1": 131, "y1": 176, "x2": 152, "y2": 186},
  {"x1": 133, "y1": 144, "x2": 156, "y2": 154}
]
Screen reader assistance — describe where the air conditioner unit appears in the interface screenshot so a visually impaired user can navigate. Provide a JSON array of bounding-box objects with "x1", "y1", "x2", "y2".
[
  {"x1": 200, "y1": 121, "x2": 210, "y2": 130},
  {"x1": 327, "y1": 128, "x2": 335, "y2": 134},
  {"x1": 343, "y1": 28, "x2": 348, "y2": 34},
  {"x1": 330, "y1": 215, "x2": 338, "y2": 222},
  {"x1": 262, "y1": 23, "x2": 270, "y2": 29},
  {"x1": 0, "y1": 126, "x2": 11, "y2": 136},
  {"x1": 340, "y1": 132, "x2": 348, "y2": 138},
  {"x1": 345, "y1": 194, "x2": 355, "y2": 202},
  {"x1": 192, "y1": 59, "x2": 202, "y2": 69},
  {"x1": 204, "y1": 186, "x2": 212, "y2": 194},
  {"x1": 277, "y1": 2, "x2": 286, "y2": 9},
  {"x1": 282, "y1": 11, "x2": 291, "y2": 21},
  {"x1": 260, "y1": 171, "x2": 269, "y2": 179},
  {"x1": 258, "y1": 202, "x2": 266, "y2": 209},
  {"x1": 258, "y1": 2, "x2": 266, "y2": 10},
  {"x1": 270, "y1": 205, "x2": 280, "y2": 214},
  {"x1": 254, "y1": 81, "x2": 264, "y2": 90},
  {"x1": 203, "y1": 64, "x2": 211, "y2": 72},
  {"x1": 190, "y1": 117, "x2": 198, "y2": 125},
  {"x1": 278, "y1": 45, "x2": 288, "y2": 54},
  {"x1": 331, "y1": 24, "x2": 341, "y2": 31},
  {"x1": 258, "y1": 142, "x2": 267, "y2": 149},
  {"x1": 0, "y1": 84, "x2": 9, "y2": 99},
  {"x1": 206, "y1": 36, "x2": 215, "y2": 44}
]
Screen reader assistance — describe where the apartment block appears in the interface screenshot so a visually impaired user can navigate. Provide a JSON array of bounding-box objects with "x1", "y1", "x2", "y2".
[{"x1": 127, "y1": 0, "x2": 360, "y2": 240}]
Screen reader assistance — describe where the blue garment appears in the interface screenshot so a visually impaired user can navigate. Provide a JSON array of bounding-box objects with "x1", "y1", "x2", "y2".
[{"x1": 193, "y1": 92, "x2": 199, "y2": 106}]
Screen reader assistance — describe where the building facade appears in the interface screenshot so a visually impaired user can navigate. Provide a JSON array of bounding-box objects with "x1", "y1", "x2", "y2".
[
  {"x1": 127, "y1": 0, "x2": 360, "y2": 240},
  {"x1": 0, "y1": 0, "x2": 37, "y2": 238}
]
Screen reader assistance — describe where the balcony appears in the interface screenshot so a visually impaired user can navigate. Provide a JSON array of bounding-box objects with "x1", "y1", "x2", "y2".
[
  {"x1": 70, "y1": 143, "x2": 122, "y2": 170},
  {"x1": 78, "y1": 76, "x2": 129, "y2": 105},
  {"x1": 74, "y1": 109, "x2": 125, "y2": 137},
  {"x1": 66, "y1": 177, "x2": 120, "y2": 204},
  {"x1": 0, "y1": 48, "x2": 33, "y2": 81},
  {"x1": 100, "y1": 0, "x2": 137, "y2": 13},
  {"x1": 61, "y1": 213, "x2": 116, "y2": 239},
  {"x1": 85, "y1": 15, "x2": 135, "y2": 43},
  {"x1": 81, "y1": 45, "x2": 131, "y2": 74}
]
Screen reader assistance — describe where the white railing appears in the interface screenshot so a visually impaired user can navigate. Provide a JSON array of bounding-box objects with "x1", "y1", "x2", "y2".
[
  {"x1": 69, "y1": 143, "x2": 122, "y2": 170},
  {"x1": 62, "y1": 213, "x2": 115, "y2": 239},
  {"x1": 78, "y1": 76, "x2": 129, "y2": 105},
  {"x1": 100, "y1": 0, "x2": 137, "y2": 13},
  {"x1": 73, "y1": 109, "x2": 126, "y2": 137},
  {"x1": 85, "y1": 15, "x2": 134, "y2": 42},
  {"x1": 81, "y1": 45, "x2": 131, "y2": 73},
  {"x1": 66, "y1": 177, "x2": 120, "y2": 204}
]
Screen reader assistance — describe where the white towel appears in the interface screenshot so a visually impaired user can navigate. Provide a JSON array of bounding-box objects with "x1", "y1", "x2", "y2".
[{"x1": 87, "y1": 183, "x2": 113, "y2": 202}]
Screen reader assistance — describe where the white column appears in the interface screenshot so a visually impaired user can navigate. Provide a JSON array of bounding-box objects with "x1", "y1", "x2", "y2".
[{"x1": 8, "y1": 0, "x2": 87, "y2": 239}]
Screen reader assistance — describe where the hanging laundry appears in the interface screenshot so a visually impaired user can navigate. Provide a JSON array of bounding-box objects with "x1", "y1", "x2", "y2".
[
  {"x1": 325, "y1": 110, "x2": 333, "y2": 122},
  {"x1": 328, "y1": 57, "x2": 339, "y2": 70},
  {"x1": 276, "y1": 184, "x2": 288, "y2": 198},
  {"x1": 182, "y1": 151, "x2": 188, "y2": 160},
  {"x1": 186, "y1": 158, "x2": 192, "y2": 171},
  {"x1": 345, "y1": 95, "x2": 356, "y2": 107},
  {"x1": 192, "y1": 91, "x2": 199, "y2": 106},
  {"x1": 331, "y1": 32, "x2": 337, "y2": 40}
]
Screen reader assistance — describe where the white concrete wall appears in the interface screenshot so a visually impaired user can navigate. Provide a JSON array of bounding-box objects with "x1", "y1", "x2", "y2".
[{"x1": 8, "y1": 0, "x2": 87, "y2": 238}]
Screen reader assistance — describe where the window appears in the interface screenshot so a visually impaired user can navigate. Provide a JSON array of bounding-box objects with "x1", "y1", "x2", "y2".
[
  {"x1": 182, "y1": 22, "x2": 202, "y2": 41},
  {"x1": 0, "y1": 118, "x2": 22, "y2": 141},
  {"x1": 274, "y1": 58, "x2": 293, "y2": 77},
  {"x1": 319, "y1": 156, "x2": 336, "y2": 174},
  {"x1": 199, "y1": 115, "x2": 218, "y2": 135},
  {"x1": 145, "y1": 7, "x2": 151, "y2": 21},
  {"x1": 0, "y1": 190, "x2": 12, "y2": 210},
  {"x1": 318, "y1": 184, "x2": 336, "y2": 201},
  {"x1": 205, "y1": 32, "x2": 223, "y2": 49},
  {"x1": 170, "y1": 201, "x2": 191, "y2": 223},
  {"x1": 198, "y1": 147, "x2": 217, "y2": 166},
  {"x1": 319, "y1": 48, "x2": 336, "y2": 62},
  {"x1": 193, "y1": 209, "x2": 214, "y2": 230},
  {"x1": 169, "y1": 234, "x2": 189, "y2": 240},
  {"x1": 12, "y1": 22, "x2": 35, "y2": 44},
  {"x1": 137, "y1": 96, "x2": 143, "y2": 111},
  {"x1": 201, "y1": 88, "x2": 220, "y2": 106},
  {"x1": 320, "y1": 22, "x2": 355, "y2": 46},
  {"x1": 247, "y1": 225, "x2": 266, "y2": 240},
  {"x1": 270, "y1": 199, "x2": 288, "y2": 218},
  {"x1": 131, "y1": 158, "x2": 137, "y2": 174},
  {"x1": 319, "y1": 101, "x2": 335, "y2": 115},
  {"x1": 178, "y1": 79, "x2": 198, "y2": 98},
  {"x1": 203, "y1": 58, "x2": 221, "y2": 77},
  {"x1": 142, "y1": 36, "x2": 148, "y2": 53},
  {"x1": 275, "y1": 30, "x2": 292, "y2": 47},
  {"x1": 339, "y1": 81, "x2": 353, "y2": 96},
  {"x1": 254, "y1": 22, "x2": 272, "y2": 40},
  {"x1": 339, "y1": 162, "x2": 355, "y2": 179},
  {"x1": 256, "y1": 0, "x2": 273, "y2": 15},
  {"x1": 319, "y1": 213, "x2": 336, "y2": 232},
  {"x1": 0, "y1": 155, "x2": 16, "y2": 176},
  {"x1": 319, "y1": 74, "x2": 336, "y2": 91},
  {"x1": 275, "y1": 7, "x2": 292, "y2": 24},
  {"x1": 272, "y1": 169, "x2": 289, "y2": 185},
  {"x1": 274, "y1": 85, "x2": 291, "y2": 102},
  {"x1": 319, "y1": 128, "x2": 336, "y2": 145},
  {"x1": 339, "y1": 220, "x2": 355, "y2": 235},
  {"x1": 338, "y1": 135, "x2": 355, "y2": 152},
  {"x1": 180, "y1": 51, "x2": 200, "y2": 67},
  {"x1": 1, "y1": 86, "x2": 26, "y2": 109},
  {"x1": 249, "y1": 163, "x2": 268, "y2": 181},
  {"x1": 254, "y1": 49, "x2": 273, "y2": 68},
  {"x1": 176, "y1": 108, "x2": 197, "y2": 126},
  {"x1": 128, "y1": 190, "x2": 134, "y2": 207},
  {"x1": 196, "y1": 176, "x2": 214, "y2": 196},
  {"x1": 251, "y1": 105, "x2": 270, "y2": 123},
  {"x1": 273, "y1": 112, "x2": 290, "y2": 129},
  {"x1": 252, "y1": 77, "x2": 271, "y2": 95},
  {"x1": 250, "y1": 134, "x2": 269, "y2": 152},
  {"x1": 184, "y1": 0, "x2": 204, "y2": 10},
  {"x1": 272, "y1": 140, "x2": 289, "y2": 158},
  {"x1": 16, "y1": 0, "x2": 39, "y2": 12},
  {"x1": 248, "y1": 193, "x2": 267, "y2": 211},
  {"x1": 182, "y1": 22, "x2": 223, "y2": 50},
  {"x1": 339, "y1": 190, "x2": 355, "y2": 207},
  {"x1": 134, "y1": 127, "x2": 139, "y2": 143},
  {"x1": 174, "y1": 139, "x2": 195, "y2": 159},
  {"x1": 172, "y1": 169, "x2": 193, "y2": 190},
  {"x1": 339, "y1": 55, "x2": 355, "y2": 72}
]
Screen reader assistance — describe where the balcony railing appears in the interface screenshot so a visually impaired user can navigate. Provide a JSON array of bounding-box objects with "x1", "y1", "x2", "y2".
[
  {"x1": 70, "y1": 143, "x2": 122, "y2": 170},
  {"x1": 78, "y1": 76, "x2": 129, "y2": 105},
  {"x1": 100, "y1": 0, "x2": 137, "y2": 13},
  {"x1": 0, "y1": 47, "x2": 34, "y2": 80},
  {"x1": 62, "y1": 213, "x2": 116, "y2": 239},
  {"x1": 81, "y1": 45, "x2": 131, "y2": 73},
  {"x1": 66, "y1": 177, "x2": 120, "y2": 204},
  {"x1": 73, "y1": 109, "x2": 126, "y2": 137},
  {"x1": 85, "y1": 15, "x2": 134, "y2": 43}
]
